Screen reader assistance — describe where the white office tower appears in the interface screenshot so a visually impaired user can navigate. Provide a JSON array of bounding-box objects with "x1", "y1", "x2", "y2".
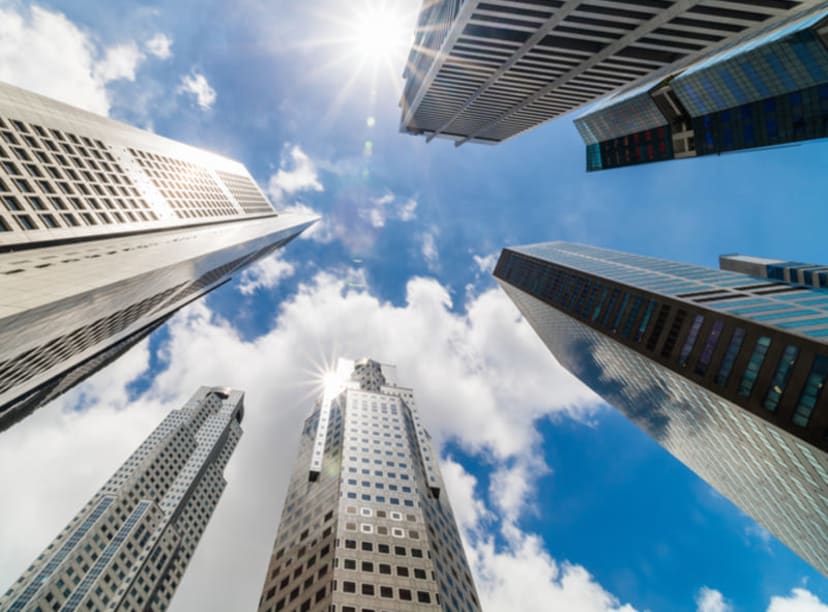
[
  {"x1": 257, "y1": 358, "x2": 481, "y2": 612},
  {"x1": 0, "y1": 82, "x2": 316, "y2": 430},
  {"x1": 0, "y1": 386, "x2": 245, "y2": 611}
]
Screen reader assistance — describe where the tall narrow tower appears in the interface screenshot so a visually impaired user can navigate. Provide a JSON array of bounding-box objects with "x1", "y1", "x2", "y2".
[
  {"x1": 257, "y1": 358, "x2": 481, "y2": 612},
  {"x1": 495, "y1": 241, "x2": 828, "y2": 577},
  {"x1": 0, "y1": 82, "x2": 316, "y2": 430},
  {"x1": 0, "y1": 386, "x2": 246, "y2": 611}
]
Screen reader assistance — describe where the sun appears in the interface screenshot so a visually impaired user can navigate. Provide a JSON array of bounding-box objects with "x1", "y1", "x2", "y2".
[{"x1": 349, "y1": 5, "x2": 412, "y2": 63}]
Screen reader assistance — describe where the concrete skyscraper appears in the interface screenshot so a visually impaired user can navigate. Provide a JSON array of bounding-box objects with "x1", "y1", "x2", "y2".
[
  {"x1": 0, "y1": 82, "x2": 315, "y2": 430},
  {"x1": 576, "y1": 9, "x2": 828, "y2": 171},
  {"x1": 0, "y1": 386, "x2": 245, "y2": 611},
  {"x1": 494, "y1": 242, "x2": 828, "y2": 577},
  {"x1": 400, "y1": 0, "x2": 826, "y2": 145},
  {"x1": 257, "y1": 358, "x2": 481, "y2": 612}
]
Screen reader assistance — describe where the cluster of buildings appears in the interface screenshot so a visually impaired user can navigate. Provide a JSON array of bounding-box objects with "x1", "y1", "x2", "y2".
[{"x1": 2, "y1": 0, "x2": 828, "y2": 610}]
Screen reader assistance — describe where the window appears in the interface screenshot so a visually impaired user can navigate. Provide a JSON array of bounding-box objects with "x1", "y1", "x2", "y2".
[
  {"x1": 343, "y1": 559, "x2": 356, "y2": 570},
  {"x1": 361, "y1": 561, "x2": 374, "y2": 572},
  {"x1": 342, "y1": 581, "x2": 356, "y2": 593},
  {"x1": 379, "y1": 564, "x2": 392, "y2": 575},
  {"x1": 380, "y1": 586, "x2": 393, "y2": 598},
  {"x1": 715, "y1": 327, "x2": 746, "y2": 386},
  {"x1": 793, "y1": 355, "x2": 828, "y2": 427},
  {"x1": 764, "y1": 345, "x2": 799, "y2": 412},
  {"x1": 417, "y1": 591, "x2": 432, "y2": 604},
  {"x1": 695, "y1": 320, "x2": 724, "y2": 376},
  {"x1": 678, "y1": 314, "x2": 704, "y2": 367},
  {"x1": 396, "y1": 566, "x2": 409, "y2": 577},
  {"x1": 738, "y1": 336, "x2": 771, "y2": 397},
  {"x1": 399, "y1": 588, "x2": 413, "y2": 601},
  {"x1": 361, "y1": 584, "x2": 375, "y2": 596}
]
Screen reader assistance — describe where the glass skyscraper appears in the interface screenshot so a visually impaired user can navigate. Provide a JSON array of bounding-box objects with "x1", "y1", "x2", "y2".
[
  {"x1": 495, "y1": 241, "x2": 828, "y2": 577},
  {"x1": 257, "y1": 358, "x2": 481, "y2": 612},
  {"x1": 576, "y1": 9, "x2": 828, "y2": 171},
  {"x1": 0, "y1": 81, "x2": 316, "y2": 431},
  {"x1": 400, "y1": 0, "x2": 825, "y2": 145},
  {"x1": 0, "y1": 387, "x2": 245, "y2": 611}
]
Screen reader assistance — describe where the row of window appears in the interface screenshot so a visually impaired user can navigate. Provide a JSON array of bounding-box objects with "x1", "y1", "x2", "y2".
[{"x1": 499, "y1": 252, "x2": 828, "y2": 428}]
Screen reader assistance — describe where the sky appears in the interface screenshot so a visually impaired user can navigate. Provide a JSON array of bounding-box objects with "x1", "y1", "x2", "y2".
[{"x1": 1, "y1": 1, "x2": 828, "y2": 611}]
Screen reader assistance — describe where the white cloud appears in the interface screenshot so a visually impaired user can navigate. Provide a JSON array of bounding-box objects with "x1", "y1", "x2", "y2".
[
  {"x1": 398, "y1": 197, "x2": 417, "y2": 221},
  {"x1": 474, "y1": 252, "x2": 499, "y2": 275},
  {"x1": 95, "y1": 42, "x2": 144, "y2": 83},
  {"x1": 238, "y1": 252, "x2": 296, "y2": 295},
  {"x1": 268, "y1": 145, "x2": 324, "y2": 204},
  {"x1": 489, "y1": 454, "x2": 550, "y2": 524},
  {"x1": 280, "y1": 202, "x2": 333, "y2": 243},
  {"x1": 696, "y1": 587, "x2": 732, "y2": 612},
  {"x1": 0, "y1": 266, "x2": 601, "y2": 609},
  {"x1": 0, "y1": 5, "x2": 150, "y2": 115},
  {"x1": 473, "y1": 524, "x2": 637, "y2": 612},
  {"x1": 178, "y1": 70, "x2": 217, "y2": 111},
  {"x1": 421, "y1": 230, "x2": 439, "y2": 270},
  {"x1": 145, "y1": 33, "x2": 173, "y2": 59},
  {"x1": 768, "y1": 588, "x2": 828, "y2": 612}
]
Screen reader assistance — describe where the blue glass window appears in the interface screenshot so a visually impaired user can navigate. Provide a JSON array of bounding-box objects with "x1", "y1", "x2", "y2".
[
  {"x1": 622, "y1": 296, "x2": 643, "y2": 339},
  {"x1": 716, "y1": 327, "x2": 746, "y2": 386},
  {"x1": 679, "y1": 315, "x2": 704, "y2": 367},
  {"x1": 792, "y1": 355, "x2": 828, "y2": 427},
  {"x1": 695, "y1": 320, "x2": 724, "y2": 376},
  {"x1": 738, "y1": 336, "x2": 772, "y2": 398},
  {"x1": 636, "y1": 300, "x2": 656, "y2": 343},
  {"x1": 764, "y1": 345, "x2": 799, "y2": 412}
]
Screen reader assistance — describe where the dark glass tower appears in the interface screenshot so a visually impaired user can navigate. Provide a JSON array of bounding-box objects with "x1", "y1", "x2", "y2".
[
  {"x1": 495, "y1": 242, "x2": 828, "y2": 577},
  {"x1": 576, "y1": 9, "x2": 828, "y2": 171}
]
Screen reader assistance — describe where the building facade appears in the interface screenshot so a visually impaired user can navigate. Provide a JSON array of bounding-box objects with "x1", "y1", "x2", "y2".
[
  {"x1": 0, "y1": 386, "x2": 246, "y2": 611},
  {"x1": 400, "y1": 0, "x2": 826, "y2": 145},
  {"x1": 576, "y1": 9, "x2": 828, "y2": 171},
  {"x1": 494, "y1": 242, "x2": 828, "y2": 577},
  {"x1": 0, "y1": 82, "x2": 316, "y2": 429},
  {"x1": 257, "y1": 358, "x2": 481, "y2": 612}
]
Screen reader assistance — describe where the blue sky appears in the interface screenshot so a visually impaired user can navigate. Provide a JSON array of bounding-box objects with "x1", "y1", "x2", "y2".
[{"x1": 1, "y1": 1, "x2": 828, "y2": 611}]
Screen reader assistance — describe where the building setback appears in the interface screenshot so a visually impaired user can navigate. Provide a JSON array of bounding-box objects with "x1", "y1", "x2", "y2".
[
  {"x1": 494, "y1": 242, "x2": 828, "y2": 577},
  {"x1": 576, "y1": 9, "x2": 828, "y2": 171},
  {"x1": 257, "y1": 358, "x2": 481, "y2": 612},
  {"x1": 0, "y1": 386, "x2": 245, "y2": 611},
  {"x1": 400, "y1": 0, "x2": 827, "y2": 145},
  {"x1": 0, "y1": 82, "x2": 316, "y2": 430}
]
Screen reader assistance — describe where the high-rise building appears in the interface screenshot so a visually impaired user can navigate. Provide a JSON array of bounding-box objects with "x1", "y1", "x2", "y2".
[
  {"x1": 257, "y1": 358, "x2": 481, "y2": 612},
  {"x1": 494, "y1": 242, "x2": 828, "y2": 577},
  {"x1": 576, "y1": 9, "x2": 828, "y2": 171},
  {"x1": 0, "y1": 82, "x2": 316, "y2": 430},
  {"x1": 0, "y1": 386, "x2": 245, "y2": 611},
  {"x1": 400, "y1": 0, "x2": 825, "y2": 145}
]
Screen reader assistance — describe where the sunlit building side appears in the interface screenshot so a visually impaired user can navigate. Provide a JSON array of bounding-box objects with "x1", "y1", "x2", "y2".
[{"x1": 0, "y1": 82, "x2": 316, "y2": 430}]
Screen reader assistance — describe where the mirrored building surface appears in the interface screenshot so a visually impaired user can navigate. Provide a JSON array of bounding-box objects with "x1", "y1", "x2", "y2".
[
  {"x1": 400, "y1": 0, "x2": 827, "y2": 145},
  {"x1": 495, "y1": 241, "x2": 828, "y2": 577},
  {"x1": 257, "y1": 358, "x2": 481, "y2": 612},
  {"x1": 576, "y1": 9, "x2": 828, "y2": 171},
  {"x1": 0, "y1": 387, "x2": 245, "y2": 611},
  {"x1": 0, "y1": 82, "x2": 316, "y2": 430}
]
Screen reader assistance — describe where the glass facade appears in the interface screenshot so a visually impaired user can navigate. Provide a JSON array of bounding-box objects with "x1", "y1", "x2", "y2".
[{"x1": 495, "y1": 241, "x2": 828, "y2": 578}]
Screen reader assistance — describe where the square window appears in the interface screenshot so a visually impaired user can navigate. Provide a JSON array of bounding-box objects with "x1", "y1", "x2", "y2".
[
  {"x1": 379, "y1": 564, "x2": 391, "y2": 575},
  {"x1": 380, "y1": 586, "x2": 393, "y2": 598},
  {"x1": 342, "y1": 581, "x2": 356, "y2": 594},
  {"x1": 417, "y1": 591, "x2": 431, "y2": 604},
  {"x1": 399, "y1": 588, "x2": 413, "y2": 601},
  {"x1": 361, "y1": 561, "x2": 373, "y2": 572},
  {"x1": 361, "y1": 584, "x2": 375, "y2": 596}
]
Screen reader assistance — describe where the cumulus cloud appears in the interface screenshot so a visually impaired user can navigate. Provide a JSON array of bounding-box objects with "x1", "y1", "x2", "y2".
[
  {"x1": 0, "y1": 266, "x2": 601, "y2": 610},
  {"x1": 768, "y1": 588, "x2": 828, "y2": 612},
  {"x1": 473, "y1": 252, "x2": 500, "y2": 275},
  {"x1": 145, "y1": 33, "x2": 173, "y2": 59},
  {"x1": 178, "y1": 70, "x2": 217, "y2": 110},
  {"x1": 696, "y1": 587, "x2": 732, "y2": 612},
  {"x1": 94, "y1": 42, "x2": 144, "y2": 83},
  {"x1": 0, "y1": 5, "x2": 153, "y2": 115},
  {"x1": 398, "y1": 197, "x2": 417, "y2": 221},
  {"x1": 359, "y1": 192, "x2": 418, "y2": 229},
  {"x1": 238, "y1": 252, "x2": 296, "y2": 295},
  {"x1": 268, "y1": 145, "x2": 324, "y2": 204}
]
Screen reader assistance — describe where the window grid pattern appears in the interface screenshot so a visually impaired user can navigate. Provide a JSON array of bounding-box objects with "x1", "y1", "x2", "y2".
[{"x1": 0, "y1": 388, "x2": 244, "y2": 612}]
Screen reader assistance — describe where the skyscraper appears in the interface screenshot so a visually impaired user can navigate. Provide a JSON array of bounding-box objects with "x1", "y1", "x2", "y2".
[
  {"x1": 400, "y1": 0, "x2": 825, "y2": 145},
  {"x1": 576, "y1": 9, "x2": 828, "y2": 171},
  {"x1": 0, "y1": 81, "x2": 316, "y2": 430},
  {"x1": 257, "y1": 358, "x2": 481, "y2": 612},
  {"x1": 0, "y1": 386, "x2": 245, "y2": 611},
  {"x1": 494, "y1": 242, "x2": 828, "y2": 577}
]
